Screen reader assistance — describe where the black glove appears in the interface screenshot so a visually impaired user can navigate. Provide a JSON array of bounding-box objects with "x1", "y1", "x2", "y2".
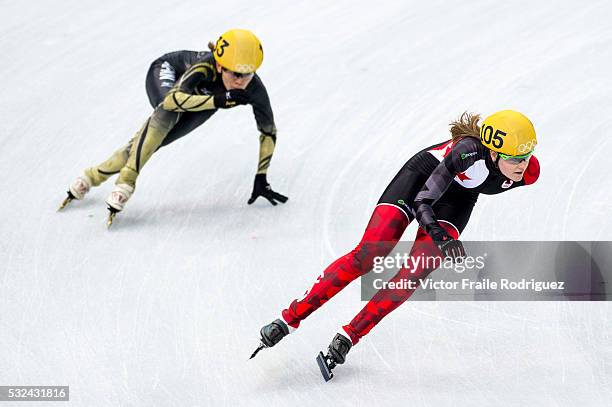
[
  {"x1": 213, "y1": 89, "x2": 250, "y2": 108},
  {"x1": 426, "y1": 222, "x2": 465, "y2": 261},
  {"x1": 247, "y1": 174, "x2": 288, "y2": 206}
]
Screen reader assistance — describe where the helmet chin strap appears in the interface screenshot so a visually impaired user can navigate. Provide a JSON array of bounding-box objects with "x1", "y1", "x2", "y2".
[
  {"x1": 490, "y1": 151, "x2": 501, "y2": 169},
  {"x1": 493, "y1": 153, "x2": 513, "y2": 181},
  {"x1": 494, "y1": 154, "x2": 501, "y2": 168}
]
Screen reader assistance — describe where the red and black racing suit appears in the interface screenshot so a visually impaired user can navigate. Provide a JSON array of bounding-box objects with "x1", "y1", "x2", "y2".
[{"x1": 281, "y1": 136, "x2": 540, "y2": 344}]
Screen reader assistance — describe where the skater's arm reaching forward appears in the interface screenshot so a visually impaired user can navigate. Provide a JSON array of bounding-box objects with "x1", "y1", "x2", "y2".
[
  {"x1": 246, "y1": 76, "x2": 287, "y2": 206},
  {"x1": 248, "y1": 131, "x2": 287, "y2": 206},
  {"x1": 248, "y1": 75, "x2": 277, "y2": 175},
  {"x1": 257, "y1": 133, "x2": 276, "y2": 174}
]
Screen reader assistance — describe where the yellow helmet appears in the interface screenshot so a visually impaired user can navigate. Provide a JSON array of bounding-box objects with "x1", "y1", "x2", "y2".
[
  {"x1": 480, "y1": 110, "x2": 537, "y2": 156},
  {"x1": 213, "y1": 29, "x2": 263, "y2": 74}
]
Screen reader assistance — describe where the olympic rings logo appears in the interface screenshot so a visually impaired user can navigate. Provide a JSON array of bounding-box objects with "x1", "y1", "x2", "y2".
[
  {"x1": 234, "y1": 63, "x2": 256, "y2": 73},
  {"x1": 517, "y1": 139, "x2": 537, "y2": 153}
]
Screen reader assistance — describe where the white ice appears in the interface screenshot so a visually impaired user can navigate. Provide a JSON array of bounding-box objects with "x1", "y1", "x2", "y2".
[{"x1": 1, "y1": 0, "x2": 611, "y2": 405}]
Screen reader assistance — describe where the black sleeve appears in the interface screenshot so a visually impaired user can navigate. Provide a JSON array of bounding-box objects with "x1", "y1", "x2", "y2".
[
  {"x1": 177, "y1": 61, "x2": 216, "y2": 93},
  {"x1": 413, "y1": 138, "x2": 481, "y2": 230},
  {"x1": 247, "y1": 75, "x2": 276, "y2": 136}
]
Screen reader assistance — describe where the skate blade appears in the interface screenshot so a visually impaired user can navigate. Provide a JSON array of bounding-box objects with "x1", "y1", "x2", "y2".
[
  {"x1": 57, "y1": 197, "x2": 73, "y2": 211},
  {"x1": 249, "y1": 342, "x2": 266, "y2": 359},
  {"x1": 106, "y1": 211, "x2": 117, "y2": 228},
  {"x1": 316, "y1": 351, "x2": 334, "y2": 382},
  {"x1": 58, "y1": 192, "x2": 76, "y2": 211}
]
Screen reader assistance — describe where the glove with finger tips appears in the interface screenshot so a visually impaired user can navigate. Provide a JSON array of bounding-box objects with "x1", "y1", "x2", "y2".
[
  {"x1": 425, "y1": 222, "x2": 466, "y2": 261},
  {"x1": 248, "y1": 174, "x2": 288, "y2": 206},
  {"x1": 213, "y1": 89, "x2": 250, "y2": 108},
  {"x1": 437, "y1": 239, "x2": 466, "y2": 260}
]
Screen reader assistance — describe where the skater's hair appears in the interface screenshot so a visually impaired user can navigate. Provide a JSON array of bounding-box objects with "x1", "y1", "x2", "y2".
[
  {"x1": 208, "y1": 41, "x2": 215, "y2": 51},
  {"x1": 450, "y1": 111, "x2": 481, "y2": 141}
]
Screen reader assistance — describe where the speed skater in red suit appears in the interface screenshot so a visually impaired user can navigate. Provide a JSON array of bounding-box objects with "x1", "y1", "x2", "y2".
[{"x1": 251, "y1": 110, "x2": 540, "y2": 380}]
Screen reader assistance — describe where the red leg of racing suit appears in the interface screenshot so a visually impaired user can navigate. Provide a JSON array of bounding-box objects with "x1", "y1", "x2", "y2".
[
  {"x1": 342, "y1": 223, "x2": 458, "y2": 344},
  {"x1": 282, "y1": 205, "x2": 409, "y2": 328},
  {"x1": 281, "y1": 204, "x2": 459, "y2": 345}
]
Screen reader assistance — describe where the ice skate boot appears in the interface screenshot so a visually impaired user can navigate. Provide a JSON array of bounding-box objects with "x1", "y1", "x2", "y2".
[
  {"x1": 316, "y1": 332, "x2": 352, "y2": 381},
  {"x1": 250, "y1": 318, "x2": 291, "y2": 359},
  {"x1": 58, "y1": 175, "x2": 92, "y2": 210},
  {"x1": 105, "y1": 184, "x2": 134, "y2": 227}
]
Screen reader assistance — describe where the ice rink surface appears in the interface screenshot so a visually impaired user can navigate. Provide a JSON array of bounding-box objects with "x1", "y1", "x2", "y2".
[{"x1": 1, "y1": 0, "x2": 611, "y2": 405}]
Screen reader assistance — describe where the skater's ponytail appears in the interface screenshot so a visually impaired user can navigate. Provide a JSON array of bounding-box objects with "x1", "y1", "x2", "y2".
[{"x1": 450, "y1": 112, "x2": 481, "y2": 141}]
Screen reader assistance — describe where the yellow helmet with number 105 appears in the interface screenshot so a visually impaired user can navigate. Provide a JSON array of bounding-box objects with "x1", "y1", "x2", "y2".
[
  {"x1": 213, "y1": 29, "x2": 263, "y2": 74},
  {"x1": 480, "y1": 110, "x2": 537, "y2": 156}
]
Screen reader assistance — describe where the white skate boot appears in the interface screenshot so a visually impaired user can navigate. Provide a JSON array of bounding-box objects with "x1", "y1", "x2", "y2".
[
  {"x1": 59, "y1": 174, "x2": 92, "y2": 210},
  {"x1": 106, "y1": 184, "x2": 134, "y2": 212},
  {"x1": 69, "y1": 175, "x2": 92, "y2": 200},
  {"x1": 105, "y1": 184, "x2": 134, "y2": 227}
]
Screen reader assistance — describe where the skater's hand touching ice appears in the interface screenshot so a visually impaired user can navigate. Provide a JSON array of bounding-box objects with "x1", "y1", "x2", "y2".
[{"x1": 248, "y1": 174, "x2": 288, "y2": 206}]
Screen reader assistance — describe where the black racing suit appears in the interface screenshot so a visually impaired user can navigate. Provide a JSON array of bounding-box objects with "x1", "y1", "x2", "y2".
[
  {"x1": 146, "y1": 50, "x2": 208, "y2": 107},
  {"x1": 144, "y1": 50, "x2": 276, "y2": 148},
  {"x1": 91, "y1": 50, "x2": 279, "y2": 190}
]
